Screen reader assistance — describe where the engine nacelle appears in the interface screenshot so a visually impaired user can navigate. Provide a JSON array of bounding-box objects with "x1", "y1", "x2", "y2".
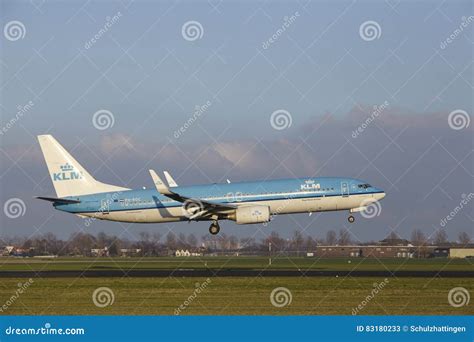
[{"x1": 230, "y1": 205, "x2": 271, "y2": 224}]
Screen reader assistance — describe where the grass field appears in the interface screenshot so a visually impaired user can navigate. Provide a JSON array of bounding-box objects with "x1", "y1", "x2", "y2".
[
  {"x1": 0, "y1": 256, "x2": 472, "y2": 271},
  {"x1": 0, "y1": 257, "x2": 472, "y2": 315}
]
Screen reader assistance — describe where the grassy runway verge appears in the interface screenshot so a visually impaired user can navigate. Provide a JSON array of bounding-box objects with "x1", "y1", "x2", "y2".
[{"x1": 0, "y1": 276, "x2": 472, "y2": 315}]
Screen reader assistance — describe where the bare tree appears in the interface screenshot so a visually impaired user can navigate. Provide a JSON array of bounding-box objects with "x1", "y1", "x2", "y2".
[
  {"x1": 304, "y1": 236, "x2": 316, "y2": 251},
  {"x1": 165, "y1": 232, "x2": 177, "y2": 250},
  {"x1": 458, "y1": 231, "x2": 471, "y2": 245},
  {"x1": 291, "y1": 230, "x2": 304, "y2": 255},
  {"x1": 177, "y1": 233, "x2": 188, "y2": 249},
  {"x1": 410, "y1": 229, "x2": 426, "y2": 246},
  {"x1": 338, "y1": 229, "x2": 351, "y2": 246},
  {"x1": 433, "y1": 229, "x2": 448, "y2": 245},
  {"x1": 228, "y1": 235, "x2": 239, "y2": 250},
  {"x1": 326, "y1": 230, "x2": 337, "y2": 245},
  {"x1": 411, "y1": 229, "x2": 428, "y2": 258},
  {"x1": 187, "y1": 234, "x2": 198, "y2": 248},
  {"x1": 264, "y1": 231, "x2": 285, "y2": 251}
]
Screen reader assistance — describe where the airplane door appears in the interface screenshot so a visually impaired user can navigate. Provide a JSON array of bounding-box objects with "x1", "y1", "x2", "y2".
[
  {"x1": 100, "y1": 195, "x2": 110, "y2": 215},
  {"x1": 341, "y1": 181, "x2": 349, "y2": 197}
]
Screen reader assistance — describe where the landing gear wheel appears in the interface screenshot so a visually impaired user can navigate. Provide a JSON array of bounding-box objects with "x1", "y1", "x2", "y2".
[
  {"x1": 348, "y1": 215, "x2": 355, "y2": 223},
  {"x1": 209, "y1": 221, "x2": 220, "y2": 235}
]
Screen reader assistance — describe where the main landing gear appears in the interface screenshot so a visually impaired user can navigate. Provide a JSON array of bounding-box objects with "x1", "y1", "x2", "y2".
[
  {"x1": 348, "y1": 215, "x2": 355, "y2": 223},
  {"x1": 209, "y1": 220, "x2": 220, "y2": 235}
]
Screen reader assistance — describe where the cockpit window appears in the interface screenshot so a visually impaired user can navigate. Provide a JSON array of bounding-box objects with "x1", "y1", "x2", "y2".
[{"x1": 358, "y1": 183, "x2": 371, "y2": 189}]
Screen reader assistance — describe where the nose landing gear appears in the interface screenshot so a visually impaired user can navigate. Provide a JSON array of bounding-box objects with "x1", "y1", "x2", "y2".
[
  {"x1": 348, "y1": 215, "x2": 355, "y2": 223},
  {"x1": 209, "y1": 220, "x2": 220, "y2": 235}
]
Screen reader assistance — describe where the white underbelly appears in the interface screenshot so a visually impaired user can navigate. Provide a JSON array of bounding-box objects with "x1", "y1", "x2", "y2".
[{"x1": 78, "y1": 194, "x2": 376, "y2": 223}]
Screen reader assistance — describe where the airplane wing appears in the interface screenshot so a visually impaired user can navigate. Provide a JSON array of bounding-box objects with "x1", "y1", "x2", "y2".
[
  {"x1": 36, "y1": 196, "x2": 81, "y2": 204},
  {"x1": 149, "y1": 170, "x2": 236, "y2": 219}
]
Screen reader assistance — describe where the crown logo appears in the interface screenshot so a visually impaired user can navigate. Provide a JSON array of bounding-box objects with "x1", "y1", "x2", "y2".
[
  {"x1": 60, "y1": 163, "x2": 74, "y2": 172},
  {"x1": 305, "y1": 179, "x2": 315, "y2": 184}
]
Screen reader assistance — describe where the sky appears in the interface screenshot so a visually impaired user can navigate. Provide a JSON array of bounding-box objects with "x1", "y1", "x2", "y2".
[{"x1": 0, "y1": 0, "x2": 472, "y2": 243}]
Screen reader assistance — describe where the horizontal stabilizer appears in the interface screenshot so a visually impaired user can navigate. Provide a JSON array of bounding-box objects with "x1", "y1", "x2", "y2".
[{"x1": 36, "y1": 196, "x2": 81, "y2": 204}]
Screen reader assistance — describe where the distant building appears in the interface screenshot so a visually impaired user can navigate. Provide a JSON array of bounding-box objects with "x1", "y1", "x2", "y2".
[
  {"x1": 378, "y1": 238, "x2": 412, "y2": 246},
  {"x1": 120, "y1": 248, "x2": 142, "y2": 257},
  {"x1": 315, "y1": 245, "x2": 415, "y2": 258},
  {"x1": 175, "y1": 249, "x2": 202, "y2": 257},
  {"x1": 450, "y1": 247, "x2": 474, "y2": 258},
  {"x1": 432, "y1": 244, "x2": 474, "y2": 258},
  {"x1": 91, "y1": 247, "x2": 109, "y2": 257}
]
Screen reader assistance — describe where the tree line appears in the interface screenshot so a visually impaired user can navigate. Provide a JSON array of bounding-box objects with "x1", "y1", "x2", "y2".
[{"x1": 0, "y1": 228, "x2": 470, "y2": 257}]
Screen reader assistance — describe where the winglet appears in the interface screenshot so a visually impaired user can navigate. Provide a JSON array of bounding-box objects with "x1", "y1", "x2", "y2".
[
  {"x1": 164, "y1": 171, "x2": 178, "y2": 187},
  {"x1": 149, "y1": 169, "x2": 173, "y2": 195}
]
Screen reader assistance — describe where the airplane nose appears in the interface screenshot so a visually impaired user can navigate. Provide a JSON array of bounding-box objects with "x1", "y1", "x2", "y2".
[{"x1": 377, "y1": 191, "x2": 386, "y2": 200}]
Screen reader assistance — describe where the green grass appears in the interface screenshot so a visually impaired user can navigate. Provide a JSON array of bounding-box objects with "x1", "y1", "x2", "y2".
[
  {"x1": 0, "y1": 256, "x2": 472, "y2": 272},
  {"x1": 0, "y1": 257, "x2": 472, "y2": 315},
  {"x1": 0, "y1": 277, "x2": 472, "y2": 315}
]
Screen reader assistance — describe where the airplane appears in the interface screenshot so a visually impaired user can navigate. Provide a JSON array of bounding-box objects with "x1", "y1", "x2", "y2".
[{"x1": 36, "y1": 135, "x2": 386, "y2": 235}]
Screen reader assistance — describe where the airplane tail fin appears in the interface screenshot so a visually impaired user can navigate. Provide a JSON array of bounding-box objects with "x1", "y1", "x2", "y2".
[{"x1": 37, "y1": 135, "x2": 129, "y2": 198}]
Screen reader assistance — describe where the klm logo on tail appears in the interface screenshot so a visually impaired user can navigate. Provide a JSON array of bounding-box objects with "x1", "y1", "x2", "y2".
[{"x1": 53, "y1": 163, "x2": 83, "y2": 181}]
